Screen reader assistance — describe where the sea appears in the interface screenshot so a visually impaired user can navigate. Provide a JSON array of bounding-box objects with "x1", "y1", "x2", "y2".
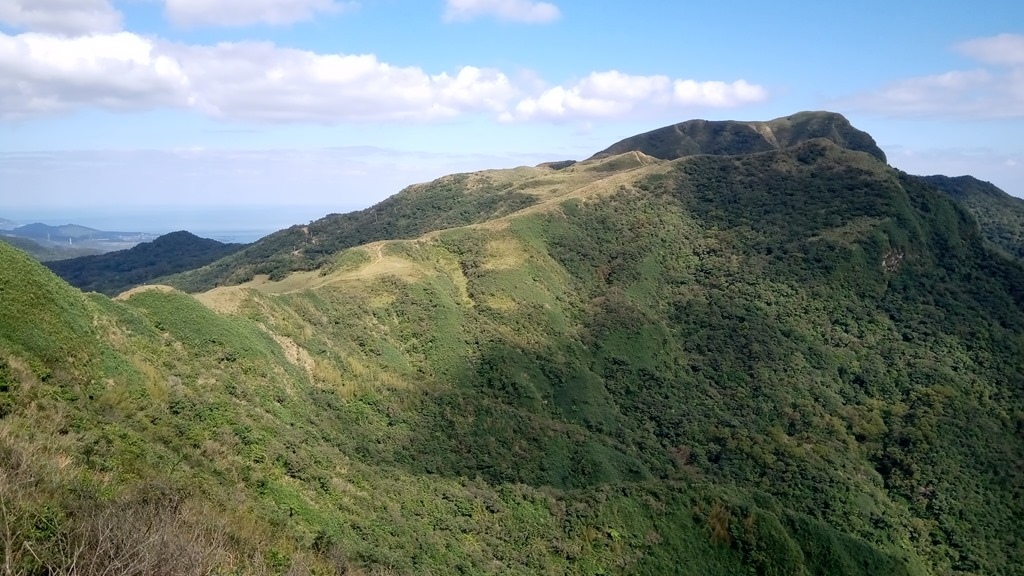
[{"x1": 1, "y1": 204, "x2": 356, "y2": 245}]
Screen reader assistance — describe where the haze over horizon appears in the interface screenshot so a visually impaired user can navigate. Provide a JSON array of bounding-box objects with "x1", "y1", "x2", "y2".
[
  {"x1": 1, "y1": 0, "x2": 1023, "y2": 214},
  {"x1": 0, "y1": 204, "x2": 354, "y2": 241}
]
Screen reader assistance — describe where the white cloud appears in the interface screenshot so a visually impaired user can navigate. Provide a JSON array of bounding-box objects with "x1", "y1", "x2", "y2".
[
  {"x1": 444, "y1": 0, "x2": 560, "y2": 23},
  {"x1": 839, "y1": 34, "x2": 1024, "y2": 119},
  {"x1": 172, "y1": 43, "x2": 516, "y2": 121},
  {"x1": 673, "y1": 79, "x2": 769, "y2": 107},
  {"x1": 0, "y1": 31, "x2": 516, "y2": 122},
  {"x1": 956, "y1": 33, "x2": 1024, "y2": 66},
  {"x1": 0, "y1": 0, "x2": 121, "y2": 35},
  {"x1": 503, "y1": 71, "x2": 768, "y2": 122},
  {"x1": 0, "y1": 32, "x2": 767, "y2": 124},
  {"x1": 165, "y1": 0, "x2": 358, "y2": 27},
  {"x1": 0, "y1": 32, "x2": 191, "y2": 117}
]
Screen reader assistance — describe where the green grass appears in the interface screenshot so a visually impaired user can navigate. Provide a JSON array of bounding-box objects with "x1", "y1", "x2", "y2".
[
  {"x1": 163, "y1": 174, "x2": 540, "y2": 292},
  {"x1": 2, "y1": 133, "x2": 1024, "y2": 574}
]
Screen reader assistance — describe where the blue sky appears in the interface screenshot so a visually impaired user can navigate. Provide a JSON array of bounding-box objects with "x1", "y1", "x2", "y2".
[{"x1": 1, "y1": 0, "x2": 1023, "y2": 231}]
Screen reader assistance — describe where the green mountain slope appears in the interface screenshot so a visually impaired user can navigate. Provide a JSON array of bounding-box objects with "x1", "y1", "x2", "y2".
[
  {"x1": 44, "y1": 231, "x2": 246, "y2": 296},
  {"x1": 922, "y1": 174, "x2": 1024, "y2": 260},
  {"x1": 163, "y1": 170, "x2": 547, "y2": 292},
  {"x1": 165, "y1": 112, "x2": 886, "y2": 296},
  {"x1": 2, "y1": 119, "x2": 1023, "y2": 575},
  {"x1": 590, "y1": 111, "x2": 887, "y2": 162}
]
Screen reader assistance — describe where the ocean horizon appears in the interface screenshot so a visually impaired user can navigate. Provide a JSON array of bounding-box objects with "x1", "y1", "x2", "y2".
[{"x1": 0, "y1": 204, "x2": 359, "y2": 244}]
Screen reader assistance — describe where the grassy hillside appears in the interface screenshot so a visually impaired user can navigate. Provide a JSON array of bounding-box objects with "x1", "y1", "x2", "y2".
[
  {"x1": 163, "y1": 170, "x2": 549, "y2": 292},
  {"x1": 922, "y1": 174, "x2": 1024, "y2": 260},
  {"x1": 590, "y1": 111, "x2": 887, "y2": 163},
  {"x1": 2, "y1": 131, "x2": 1023, "y2": 574},
  {"x1": 45, "y1": 231, "x2": 246, "y2": 296}
]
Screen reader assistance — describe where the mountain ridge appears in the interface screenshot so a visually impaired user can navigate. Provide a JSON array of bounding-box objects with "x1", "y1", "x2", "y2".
[
  {"x1": 922, "y1": 174, "x2": 1024, "y2": 260},
  {"x1": 2, "y1": 112, "x2": 1023, "y2": 575},
  {"x1": 589, "y1": 111, "x2": 887, "y2": 163},
  {"x1": 162, "y1": 119, "x2": 890, "y2": 294},
  {"x1": 160, "y1": 154, "x2": 665, "y2": 292}
]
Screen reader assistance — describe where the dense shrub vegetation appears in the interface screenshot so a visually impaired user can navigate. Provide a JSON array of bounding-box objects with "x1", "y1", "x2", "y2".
[
  {"x1": 2, "y1": 118, "x2": 1023, "y2": 574},
  {"x1": 923, "y1": 174, "x2": 1024, "y2": 261},
  {"x1": 45, "y1": 231, "x2": 246, "y2": 296}
]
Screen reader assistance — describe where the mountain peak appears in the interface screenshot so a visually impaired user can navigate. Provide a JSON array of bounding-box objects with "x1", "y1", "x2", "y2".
[{"x1": 590, "y1": 111, "x2": 886, "y2": 163}]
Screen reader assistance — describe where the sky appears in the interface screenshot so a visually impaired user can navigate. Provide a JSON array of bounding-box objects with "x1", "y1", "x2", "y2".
[{"x1": 1, "y1": 0, "x2": 1023, "y2": 232}]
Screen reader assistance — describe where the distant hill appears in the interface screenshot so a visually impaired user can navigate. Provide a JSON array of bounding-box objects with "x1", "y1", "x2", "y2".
[
  {"x1": 537, "y1": 159, "x2": 578, "y2": 170},
  {"x1": 5, "y1": 222, "x2": 159, "y2": 256},
  {"x1": 0, "y1": 235, "x2": 102, "y2": 261},
  {"x1": 0, "y1": 218, "x2": 18, "y2": 230},
  {"x1": 922, "y1": 175, "x2": 1024, "y2": 260},
  {"x1": 45, "y1": 231, "x2": 246, "y2": 296},
  {"x1": 12, "y1": 222, "x2": 102, "y2": 240},
  {"x1": 10, "y1": 222, "x2": 156, "y2": 243},
  {"x1": 590, "y1": 111, "x2": 887, "y2": 162}
]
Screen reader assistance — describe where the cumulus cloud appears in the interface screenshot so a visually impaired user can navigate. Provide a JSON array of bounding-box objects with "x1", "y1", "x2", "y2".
[
  {"x1": 0, "y1": 32, "x2": 191, "y2": 117},
  {"x1": 165, "y1": 0, "x2": 359, "y2": 28},
  {"x1": 444, "y1": 0, "x2": 561, "y2": 23},
  {"x1": 0, "y1": 0, "x2": 121, "y2": 35},
  {"x1": 838, "y1": 34, "x2": 1024, "y2": 119},
  {"x1": 0, "y1": 32, "x2": 767, "y2": 123},
  {"x1": 503, "y1": 71, "x2": 767, "y2": 122},
  {"x1": 0, "y1": 31, "x2": 516, "y2": 122},
  {"x1": 174, "y1": 43, "x2": 516, "y2": 121},
  {"x1": 673, "y1": 79, "x2": 769, "y2": 107}
]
